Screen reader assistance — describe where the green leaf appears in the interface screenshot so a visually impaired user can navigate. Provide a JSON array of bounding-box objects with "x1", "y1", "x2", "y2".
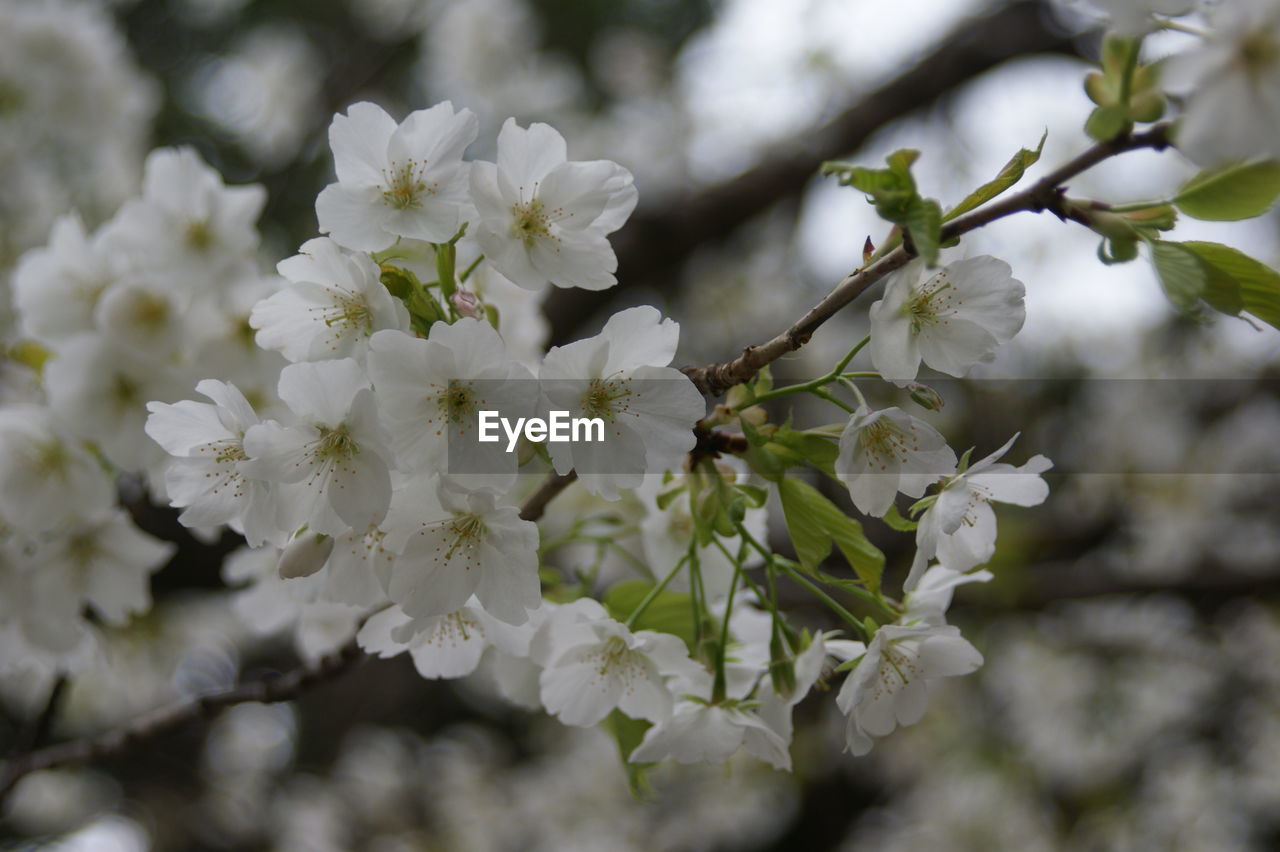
[
  {"x1": 604, "y1": 710, "x2": 655, "y2": 797},
  {"x1": 776, "y1": 478, "x2": 884, "y2": 592},
  {"x1": 944, "y1": 131, "x2": 1047, "y2": 222},
  {"x1": 771, "y1": 425, "x2": 839, "y2": 474},
  {"x1": 1182, "y1": 241, "x2": 1280, "y2": 329},
  {"x1": 735, "y1": 483, "x2": 768, "y2": 508},
  {"x1": 1085, "y1": 104, "x2": 1129, "y2": 142},
  {"x1": 604, "y1": 580, "x2": 697, "y2": 649},
  {"x1": 881, "y1": 503, "x2": 918, "y2": 532},
  {"x1": 1174, "y1": 160, "x2": 1280, "y2": 221},
  {"x1": 1150, "y1": 240, "x2": 1209, "y2": 316},
  {"x1": 904, "y1": 196, "x2": 943, "y2": 266}
]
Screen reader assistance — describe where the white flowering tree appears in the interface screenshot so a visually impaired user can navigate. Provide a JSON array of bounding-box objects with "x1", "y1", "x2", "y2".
[{"x1": 1, "y1": 0, "x2": 1279, "y2": 846}]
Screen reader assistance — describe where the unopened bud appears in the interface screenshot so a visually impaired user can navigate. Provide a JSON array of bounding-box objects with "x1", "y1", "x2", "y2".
[
  {"x1": 862, "y1": 236, "x2": 875, "y2": 264},
  {"x1": 907, "y1": 381, "x2": 945, "y2": 411},
  {"x1": 278, "y1": 532, "x2": 333, "y2": 579},
  {"x1": 450, "y1": 288, "x2": 484, "y2": 319}
]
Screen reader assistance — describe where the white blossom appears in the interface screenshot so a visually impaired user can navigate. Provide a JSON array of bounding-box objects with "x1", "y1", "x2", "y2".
[
  {"x1": 242, "y1": 359, "x2": 394, "y2": 536},
  {"x1": 869, "y1": 256, "x2": 1025, "y2": 385},
  {"x1": 539, "y1": 306, "x2": 705, "y2": 499},
  {"x1": 0, "y1": 405, "x2": 114, "y2": 536},
  {"x1": 250, "y1": 237, "x2": 410, "y2": 363},
  {"x1": 910, "y1": 434, "x2": 1052, "y2": 588},
  {"x1": 1164, "y1": 0, "x2": 1280, "y2": 164},
  {"x1": 835, "y1": 405, "x2": 957, "y2": 517},
  {"x1": 537, "y1": 598, "x2": 700, "y2": 726},
  {"x1": 836, "y1": 622, "x2": 983, "y2": 756},
  {"x1": 146, "y1": 379, "x2": 286, "y2": 548},
  {"x1": 379, "y1": 476, "x2": 541, "y2": 626},
  {"x1": 315, "y1": 100, "x2": 478, "y2": 251},
  {"x1": 358, "y1": 599, "x2": 534, "y2": 680},
  {"x1": 470, "y1": 117, "x2": 637, "y2": 290},
  {"x1": 366, "y1": 319, "x2": 536, "y2": 486}
]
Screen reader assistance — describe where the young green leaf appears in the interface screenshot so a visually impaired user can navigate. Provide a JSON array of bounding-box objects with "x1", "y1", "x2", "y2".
[
  {"x1": 1150, "y1": 240, "x2": 1208, "y2": 316},
  {"x1": 1182, "y1": 241, "x2": 1280, "y2": 330},
  {"x1": 904, "y1": 196, "x2": 943, "y2": 266},
  {"x1": 777, "y1": 477, "x2": 884, "y2": 592},
  {"x1": 1173, "y1": 160, "x2": 1280, "y2": 221},
  {"x1": 944, "y1": 130, "x2": 1047, "y2": 222}
]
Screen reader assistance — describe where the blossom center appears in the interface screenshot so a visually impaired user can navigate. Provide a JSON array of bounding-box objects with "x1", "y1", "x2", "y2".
[
  {"x1": 511, "y1": 198, "x2": 552, "y2": 245},
  {"x1": 314, "y1": 424, "x2": 359, "y2": 461},
  {"x1": 904, "y1": 274, "x2": 959, "y2": 333},
  {"x1": 381, "y1": 160, "x2": 433, "y2": 210},
  {"x1": 861, "y1": 420, "x2": 920, "y2": 470},
  {"x1": 311, "y1": 289, "x2": 373, "y2": 341},
  {"x1": 435, "y1": 380, "x2": 478, "y2": 424},
  {"x1": 443, "y1": 513, "x2": 485, "y2": 562},
  {"x1": 185, "y1": 220, "x2": 214, "y2": 252},
  {"x1": 581, "y1": 375, "x2": 633, "y2": 422}
]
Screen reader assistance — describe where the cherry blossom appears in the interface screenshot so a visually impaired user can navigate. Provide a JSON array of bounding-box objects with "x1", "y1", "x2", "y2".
[
  {"x1": 470, "y1": 117, "x2": 637, "y2": 290},
  {"x1": 315, "y1": 101, "x2": 478, "y2": 251}
]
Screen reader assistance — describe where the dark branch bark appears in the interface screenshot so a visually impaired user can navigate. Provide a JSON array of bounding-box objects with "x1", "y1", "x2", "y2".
[
  {"x1": 682, "y1": 123, "x2": 1171, "y2": 396},
  {"x1": 545, "y1": 0, "x2": 1084, "y2": 342},
  {"x1": 0, "y1": 640, "x2": 364, "y2": 801},
  {"x1": 519, "y1": 471, "x2": 578, "y2": 521}
]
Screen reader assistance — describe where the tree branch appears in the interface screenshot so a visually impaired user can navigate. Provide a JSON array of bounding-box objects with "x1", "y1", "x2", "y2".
[
  {"x1": 546, "y1": 0, "x2": 1084, "y2": 342},
  {"x1": 682, "y1": 123, "x2": 1171, "y2": 396},
  {"x1": 519, "y1": 471, "x2": 578, "y2": 522},
  {"x1": 0, "y1": 640, "x2": 364, "y2": 802}
]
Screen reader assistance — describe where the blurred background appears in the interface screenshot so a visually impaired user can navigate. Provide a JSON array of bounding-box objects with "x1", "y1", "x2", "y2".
[{"x1": 1, "y1": 0, "x2": 1279, "y2": 849}]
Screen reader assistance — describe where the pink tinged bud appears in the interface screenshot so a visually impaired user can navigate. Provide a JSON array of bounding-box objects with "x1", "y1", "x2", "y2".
[
  {"x1": 278, "y1": 532, "x2": 334, "y2": 579},
  {"x1": 450, "y1": 289, "x2": 483, "y2": 319}
]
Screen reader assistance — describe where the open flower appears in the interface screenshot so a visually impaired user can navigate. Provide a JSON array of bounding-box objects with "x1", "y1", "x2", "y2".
[
  {"x1": 315, "y1": 101, "x2": 478, "y2": 251},
  {"x1": 242, "y1": 359, "x2": 394, "y2": 536},
  {"x1": 146, "y1": 379, "x2": 284, "y2": 547},
  {"x1": 250, "y1": 237, "x2": 409, "y2": 363},
  {"x1": 366, "y1": 318, "x2": 536, "y2": 487},
  {"x1": 538, "y1": 306, "x2": 705, "y2": 499},
  {"x1": 836, "y1": 622, "x2": 983, "y2": 756},
  {"x1": 1164, "y1": 0, "x2": 1280, "y2": 164},
  {"x1": 869, "y1": 256, "x2": 1025, "y2": 385},
  {"x1": 379, "y1": 476, "x2": 541, "y2": 626},
  {"x1": 536, "y1": 598, "x2": 700, "y2": 726},
  {"x1": 470, "y1": 117, "x2": 637, "y2": 291},
  {"x1": 835, "y1": 405, "x2": 957, "y2": 517},
  {"x1": 909, "y1": 433, "x2": 1052, "y2": 588}
]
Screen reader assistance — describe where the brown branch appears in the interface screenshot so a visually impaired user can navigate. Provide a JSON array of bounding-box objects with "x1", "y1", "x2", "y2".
[
  {"x1": 0, "y1": 639, "x2": 364, "y2": 802},
  {"x1": 519, "y1": 471, "x2": 578, "y2": 521},
  {"x1": 682, "y1": 123, "x2": 1172, "y2": 396},
  {"x1": 545, "y1": 0, "x2": 1084, "y2": 342}
]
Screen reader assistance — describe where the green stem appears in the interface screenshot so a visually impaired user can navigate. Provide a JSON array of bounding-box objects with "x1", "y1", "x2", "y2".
[
  {"x1": 734, "y1": 522, "x2": 870, "y2": 640},
  {"x1": 813, "y1": 388, "x2": 856, "y2": 414},
  {"x1": 459, "y1": 253, "x2": 484, "y2": 283},
  {"x1": 711, "y1": 555, "x2": 741, "y2": 703},
  {"x1": 625, "y1": 554, "x2": 690, "y2": 629},
  {"x1": 836, "y1": 376, "x2": 867, "y2": 409},
  {"x1": 746, "y1": 336, "x2": 870, "y2": 407}
]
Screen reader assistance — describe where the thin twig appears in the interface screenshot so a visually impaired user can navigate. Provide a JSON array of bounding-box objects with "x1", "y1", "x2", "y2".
[
  {"x1": 682, "y1": 124, "x2": 1172, "y2": 396},
  {"x1": 0, "y1": 640, "x2": 364, "y2": 801}
]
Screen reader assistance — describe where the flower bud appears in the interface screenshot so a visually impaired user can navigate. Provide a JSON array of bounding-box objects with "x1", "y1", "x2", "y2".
[
  {"x1": 450, "y1": 288, "x2": 484, "y2": 319},
  {"x1": 278, "y1": 532, "x2": 333, "y2": 579},
  {"x1": 907, "y1": 381, "x2": 945, "y2": 412}
]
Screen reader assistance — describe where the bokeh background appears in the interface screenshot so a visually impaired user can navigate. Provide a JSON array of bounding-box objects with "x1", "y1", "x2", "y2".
[{"x1": 1, "y1": 0, "x2": 1279, "y2": 849}]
